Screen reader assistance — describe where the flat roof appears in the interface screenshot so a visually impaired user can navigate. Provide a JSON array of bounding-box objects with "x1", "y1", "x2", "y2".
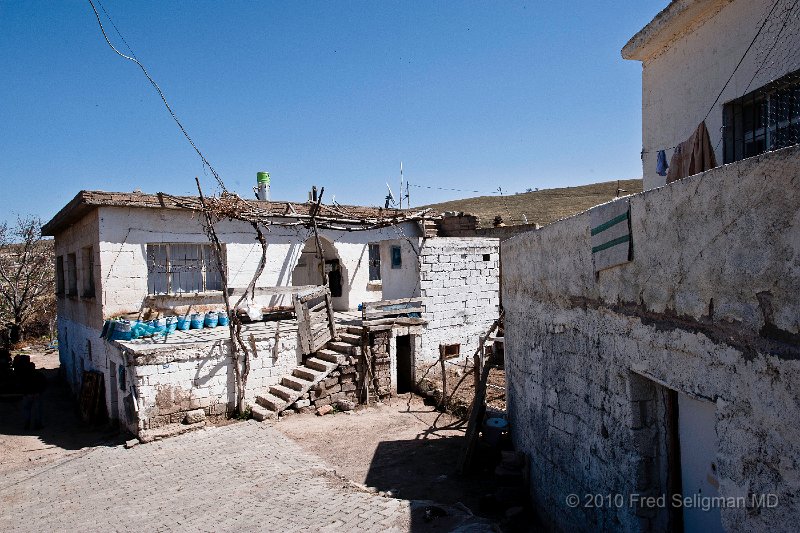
[
  {"x1": 42, "y1": 190, "x2": 412, "y2": 236},
  {"x1": 622, "y1": 0, "x2": 733, "y2": 61}
]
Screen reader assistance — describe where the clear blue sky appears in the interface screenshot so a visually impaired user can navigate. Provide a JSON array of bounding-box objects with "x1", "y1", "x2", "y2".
[{"x1": 0, "y1": 0, "x2": 665, "y2": 226}]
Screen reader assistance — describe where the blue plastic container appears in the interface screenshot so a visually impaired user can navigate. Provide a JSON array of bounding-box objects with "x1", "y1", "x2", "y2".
[
  {"x1": 190, "y1": 313, "x2": 204, "y2": 329},
  {"x1": 111, "y1": 320, "x2": 132, "y2": 341},
  {"x1": 176, "y1": 315, "x2": 190, "y2": 331},
  {"x1": 204, "y1": 312, "x2": 219, "y2": 328},
  {"x1": 164, "y1": 316, "x2": 177, "y2": 334},
  {"x1": 217, "y1": 312, "x2": 229, "y2": 327}
]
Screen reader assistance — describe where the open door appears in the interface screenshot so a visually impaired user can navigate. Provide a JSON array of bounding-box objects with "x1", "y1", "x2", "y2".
[{"x1": 396, "y1": 335, "x2": 412, "y2": 393}]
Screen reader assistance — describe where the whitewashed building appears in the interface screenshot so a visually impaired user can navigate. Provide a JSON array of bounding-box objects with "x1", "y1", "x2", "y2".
[
  {"x1": 43, "y1": 190, "x2": 499, "y2": 435},
  {"x1": 503, "y1": 1, "x2": 800, "y2": 532}
]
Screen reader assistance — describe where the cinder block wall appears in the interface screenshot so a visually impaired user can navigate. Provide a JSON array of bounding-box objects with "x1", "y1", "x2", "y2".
[
  {"x1": 502, "y1": 146, "x2": 800, "y2": 532},
  {"x1": 418, "y1": 238, "x2": 500, "y2": 366},
  {"x1": 119, "y1": 325, "x2": 301, "y2": 432}
]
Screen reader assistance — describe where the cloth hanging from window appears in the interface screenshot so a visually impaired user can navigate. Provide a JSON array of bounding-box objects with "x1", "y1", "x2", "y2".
[
  {"x1": 665, "y1": 121, "x2": 718, "y2": 183},
  {"x1": 656, "y1": 150, "x2": 669, "y2": 176}
]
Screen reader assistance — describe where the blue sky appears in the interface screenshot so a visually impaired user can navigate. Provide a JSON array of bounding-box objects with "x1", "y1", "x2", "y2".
[{"x1": 0, "y1": 1, "x2": 665, "y2": 226}]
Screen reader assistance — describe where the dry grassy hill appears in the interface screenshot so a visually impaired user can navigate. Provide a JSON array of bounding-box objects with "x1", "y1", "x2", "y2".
[{"x1": 421, "y1": 178, "x2": 643, "y2": 227}]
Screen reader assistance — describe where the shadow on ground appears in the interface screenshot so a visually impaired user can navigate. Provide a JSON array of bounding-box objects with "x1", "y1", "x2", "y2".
[{"x1": 0, "y1": 367, "x2": 124, "y2": 457}]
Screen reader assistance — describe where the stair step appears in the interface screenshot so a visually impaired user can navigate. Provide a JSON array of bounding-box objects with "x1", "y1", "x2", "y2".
[
  {"x1": 306, "y1": 357, "x2": 338, "y2": 372},
  {"x1": 270, "y1": 384, "x2": 298, "y2": 401},
  {"x1": 256, "y1": 393, "x2": 285, "y2": 412},
  {"x1": 339, "y1": 332, "x2": 362, "y2": 345},
  {"x1": 316, "y1": 349, "x2": 346, "y2": 365},
  {"x1": 250, "y1": 404, "x2": 274, "y2": 421},
  {"x1": 328, "y1": 341, "x2": 360, "y2": 356},
  {"x1": 293, "y1": 366, "x2": 324, "y2": 382},
  {"x1": 346, "y1": 326, "x2": 365, "y2": 336},
  {"x1": 282, "y1": 375, "x2": 311, "y2": 391}
]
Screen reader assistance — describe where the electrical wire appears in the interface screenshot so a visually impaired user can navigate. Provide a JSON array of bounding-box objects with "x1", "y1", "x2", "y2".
[
  {"x1": 87, "y1": 0, "x2": 227, "y2": 193},
  {"x1": 408, "y1": 183, "x2": 499, "y2": 195}
]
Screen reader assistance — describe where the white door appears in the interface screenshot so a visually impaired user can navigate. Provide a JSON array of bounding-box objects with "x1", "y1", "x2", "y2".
[{"x1": 678, "y1": 394, "x2": 723, "y2": 533}]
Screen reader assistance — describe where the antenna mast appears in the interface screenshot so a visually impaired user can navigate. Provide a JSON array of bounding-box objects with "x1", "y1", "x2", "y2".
[{"x1": 399, "y1": 162, "x2": 404, "y2": 209}]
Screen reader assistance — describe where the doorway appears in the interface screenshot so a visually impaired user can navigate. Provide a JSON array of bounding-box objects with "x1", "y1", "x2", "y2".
[
  {"x1": 677, "y1": 393, "x2": 722, "y2": 533},
  {"x1": 291, "y1": 235, "x2": 349, "y2": 310},
  {"x1": 108, "y1": 361, "x2": 119, "y2": 422},
  {"x1": 396, "y1": 335, "x2": 412, "y2": 393}
]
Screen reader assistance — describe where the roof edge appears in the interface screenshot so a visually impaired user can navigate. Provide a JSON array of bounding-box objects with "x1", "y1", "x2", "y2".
[{"x1": 622, "y1": 0, "x2": 733, "y2": 61}]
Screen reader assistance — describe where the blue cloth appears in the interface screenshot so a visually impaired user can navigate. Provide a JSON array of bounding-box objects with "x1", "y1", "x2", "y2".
[{"x1": 656, "y1": 150, "x2": 669, "y2": 176}]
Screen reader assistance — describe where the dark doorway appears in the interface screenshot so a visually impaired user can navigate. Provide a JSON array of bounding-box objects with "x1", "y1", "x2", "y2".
[{"x1": 396, "y1": 335, "x2": 412, "y2": 393}]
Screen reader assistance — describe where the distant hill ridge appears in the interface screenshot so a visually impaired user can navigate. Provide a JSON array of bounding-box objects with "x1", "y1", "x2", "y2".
[{"x1": 420, "y1": 178, "x2": 643, "y2": 228}]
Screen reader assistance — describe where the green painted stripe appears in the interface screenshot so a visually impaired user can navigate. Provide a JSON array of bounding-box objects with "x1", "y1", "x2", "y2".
[
  {"x1": 592, "y1": 234, "x2": 631, "y2": 254},
  {"x1": 590, "y1": 212, "x2": 629, "y2": 236}
]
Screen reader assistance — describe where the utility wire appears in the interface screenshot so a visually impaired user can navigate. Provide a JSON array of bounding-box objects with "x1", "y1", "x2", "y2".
[
  {"x1": 643, "y1": 0, "x2": 786, "y2": 155},
  {"x1": 408, "y1": 183, "x2": 499, "y2": 195},
  {"x1": 87, "y1": 0, "x2": 227, "y2": 193},
  {"x1": 702, "y1": 0, "x2": 783, "y2": 122},
  {"x1": 741, "y1": 0, "x2": 799, "y2": 96}
]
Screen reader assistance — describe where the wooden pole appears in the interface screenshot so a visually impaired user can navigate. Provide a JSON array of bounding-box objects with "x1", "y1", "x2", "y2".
[{"x1": 439, "y1": 344, "x2": 447, "y2": 410}]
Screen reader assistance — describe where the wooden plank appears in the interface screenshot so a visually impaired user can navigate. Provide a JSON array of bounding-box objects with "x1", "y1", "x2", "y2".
[
  {"x1": 362, "y1": 297, "x2": 422, "y2": 309},
  {"x1": 324, "y1": 290, "x2": 337, "y2": 341},
  {"x1": 227, "y1": 285, "x2": 316, "y2": 298},
  {"x1": 363, "y1": 306, "x2": 424, "y2": 318},
  {"x1": 309, "y1": 300, "x2": 327, "y2": 313},
  {"x1": 293, "y1": 293, "x2": 311, "y2": 354}
]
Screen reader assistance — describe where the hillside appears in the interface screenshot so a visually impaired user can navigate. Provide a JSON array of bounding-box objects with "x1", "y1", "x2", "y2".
[{"x1": 421, "y1": 178, "x2": 643, "y2": 227}]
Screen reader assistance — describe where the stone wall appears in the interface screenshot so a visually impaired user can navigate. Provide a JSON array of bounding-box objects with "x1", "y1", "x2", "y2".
[
  {"x1": 115, "y1": 323, "x2": 300, "y2": 432},
  {"x1": 418, "y1": 238, "x2": 501, "y2": 364},
  {"x1": 501, "y1": 146, "x2": 800, "y2": 532}
]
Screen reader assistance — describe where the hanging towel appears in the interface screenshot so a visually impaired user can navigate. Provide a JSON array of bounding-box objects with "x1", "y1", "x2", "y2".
[
  {"x1": 665, "y1": 121, "x2": 718, "y2": 183},
  {"x1": 656, "y1": 150, "x2": 669, "y2": 176}
]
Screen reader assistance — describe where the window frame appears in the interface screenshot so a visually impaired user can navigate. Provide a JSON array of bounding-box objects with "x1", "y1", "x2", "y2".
[
  {"x1": 55, "y1": 256, "x2": 65, "y2": 296},
  {"x1": 368, "y1": 243, "x2": 382, "y2": 281},
  {"x1": 81, "y1": 246, "x2": 95, "y2": 299},
  {"x1": 66, "y1": 253, "x2": 78, "y2": 297},
  {"x1": 723, "y1": 69, "x2": 800, "y2": 164},
  {"x1": 146, "y1": 243, "x2": 226, "y2": 295},
  {"x1": 390, "y1": 245, "x2": 402, "y2": 269}
]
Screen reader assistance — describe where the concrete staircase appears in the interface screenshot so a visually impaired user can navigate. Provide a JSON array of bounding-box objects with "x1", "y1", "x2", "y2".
[{"x1": 250, "y1": 328, "x2": 364, "y2": 421}]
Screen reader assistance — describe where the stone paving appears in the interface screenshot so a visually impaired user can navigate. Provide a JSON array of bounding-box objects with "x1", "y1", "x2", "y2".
[{"x1": 0, "y1": 421, "x2": 488, "y2": 532}]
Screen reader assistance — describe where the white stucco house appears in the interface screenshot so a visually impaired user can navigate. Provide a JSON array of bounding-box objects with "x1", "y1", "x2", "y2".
[
  {"x1": 503, "y1": 2, "x2": 800, "y2": 532},
  {"x1": 43, "y1": 190, "x2": 499, "y2": 435},
  {"x1": 624, "y1": 0, "x2": 800, "y2": 191}
]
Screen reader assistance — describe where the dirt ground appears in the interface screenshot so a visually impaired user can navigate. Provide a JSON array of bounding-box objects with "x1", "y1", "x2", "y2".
[
  {"x1": 274, "y1": 393, "x2": 496, "y2": 514},
  {"x1": 0, "y1": 347, "x2": 123, "y2": 476}
]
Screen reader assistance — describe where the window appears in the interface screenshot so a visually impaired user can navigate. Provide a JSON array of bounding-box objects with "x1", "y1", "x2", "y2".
[
  {"x1": 66, "y1": 253, "x2": 77, "y2": 296},
  {"x1": 146, "y1": 243, "x2": 224, "y2": 295},
  {"x1": 483, "y1": 254, "x2": 491, "y2": 261},
  {"x1": 368, "y1": 244, "x2": 381, "y2": 281},
  {"x1": 82, "y1": 246, "x2": 95, "y2": 298},
  {"x1": 391, "y1": 245, "x2": 402, "y2": 269},
  {"x1": 56, "y1": 256, "x2": 65, "y2": 296},
  {"x1": 724, "y1": 70, "x2": 800, "y2": 163}
]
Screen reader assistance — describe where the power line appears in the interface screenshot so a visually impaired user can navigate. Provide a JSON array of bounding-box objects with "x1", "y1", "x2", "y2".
[
  {"x1": 702, "y1": 0, "x2": 783, "y2": 123},
  {"x1": 87, "y1": 0, "x2": 227, "y2": 193},
  {"x1": 408, "y1": 183, "x2": 499, "y2": 195}
]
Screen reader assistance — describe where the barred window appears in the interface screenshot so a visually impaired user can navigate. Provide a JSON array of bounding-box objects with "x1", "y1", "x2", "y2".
[
  {"x1": 368, "y1": 243, "x2": 381, "y2": 281},
  {"x1": 724, "y1": 69, "x2": 800, "y2": 163},
  {"x1": 146, "y1": 243, "x2": 225, "y2": 295}
]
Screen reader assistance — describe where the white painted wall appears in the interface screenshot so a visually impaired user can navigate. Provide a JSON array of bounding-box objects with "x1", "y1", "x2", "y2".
[
  {"x1": 417, "y1": 238, "x2": 500, "y2": 363},
  {"x1": 95, "y1": 206, "x2": 421, "y2": 315},
  {"x1": 637, "y1": 0, "x2": 800, "y2": 190},
  {"x1": 379, "y1": 238, "x2": 422, "y2": 300}
]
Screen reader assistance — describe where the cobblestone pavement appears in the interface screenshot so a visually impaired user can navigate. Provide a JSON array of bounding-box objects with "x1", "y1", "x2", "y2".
[{"x1": 0, "y1": 421, "x2": 489, "y2": 532}]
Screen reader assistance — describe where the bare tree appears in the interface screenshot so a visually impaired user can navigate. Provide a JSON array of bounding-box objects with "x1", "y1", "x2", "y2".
[{"x1": 0, "y1": 217, "x2": 55, "y2": 345}]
